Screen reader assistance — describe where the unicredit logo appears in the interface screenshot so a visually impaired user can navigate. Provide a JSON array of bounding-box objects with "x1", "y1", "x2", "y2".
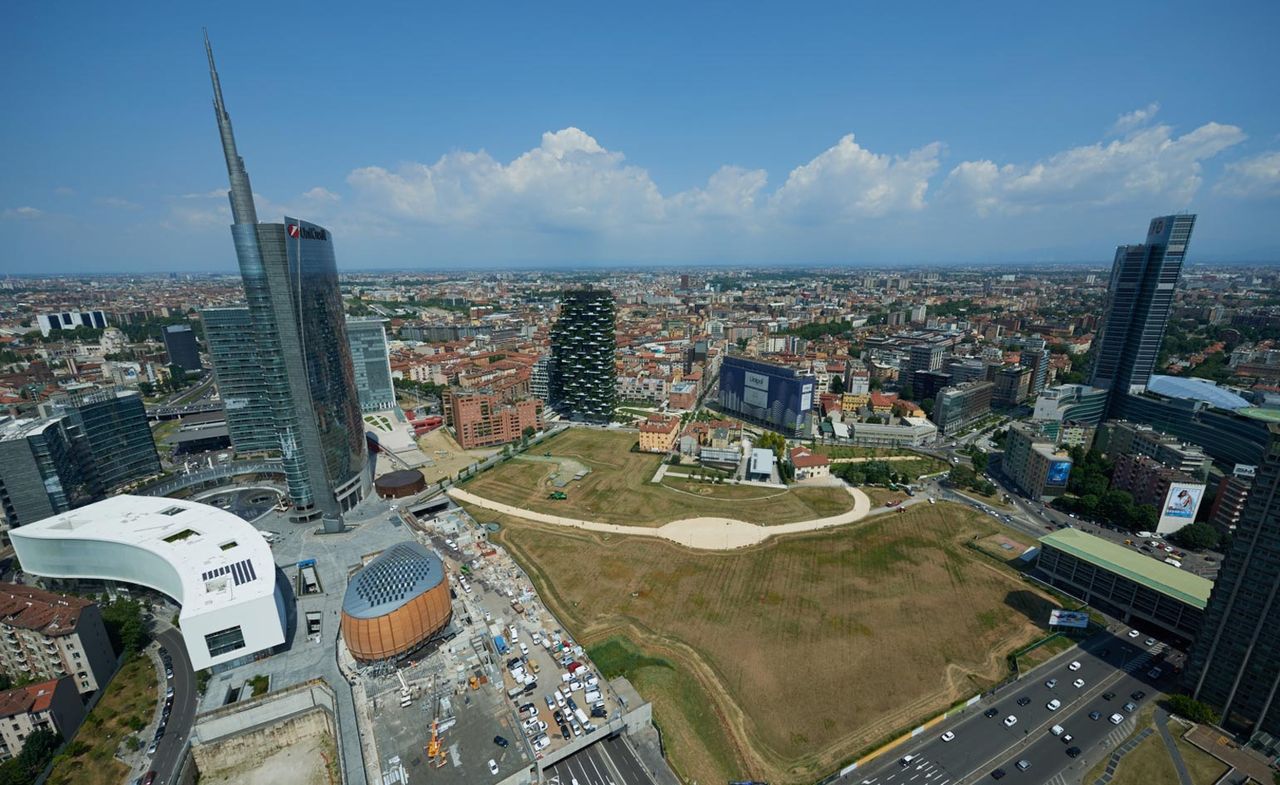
[{"x1": 287, "y1": 224, "x2": 327, "y2": 241}]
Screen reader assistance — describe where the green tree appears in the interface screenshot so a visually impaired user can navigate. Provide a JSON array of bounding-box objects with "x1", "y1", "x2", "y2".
[
  {"x1": 829, "y1": 375, "x2": 845, "y2": 395},
  {"x1": 1172, "y1": 522, "x2": 1220, "y2": 551},
  {"x1": 1166, "y1": 694, "x2": 1220, "y2": 724},
  {"x1": 969, "y1": 450, "x2": 989, "y2": 474},
  {"x1": 101, "y1": 598, "x2": 148, "y2": 655},
  {"x1": 137, "y1": 380, "x2": 155, "y2": 398},
  {"x1": 167, "y1": 364, "x2": 189, "y2": 391}
]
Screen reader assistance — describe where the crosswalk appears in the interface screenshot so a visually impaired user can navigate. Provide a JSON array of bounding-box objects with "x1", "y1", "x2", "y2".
[
  {"x1": 1123, "y1": 642, "x2": 1166, "y2": 674},
  {"x1": 1041, "y1": 772, "x2": 1070, "y2": 785}
]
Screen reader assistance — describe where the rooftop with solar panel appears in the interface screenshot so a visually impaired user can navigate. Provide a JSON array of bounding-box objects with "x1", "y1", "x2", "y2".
[{"x1": 11, "y1": 494, "x2": 285, "y2": 669}]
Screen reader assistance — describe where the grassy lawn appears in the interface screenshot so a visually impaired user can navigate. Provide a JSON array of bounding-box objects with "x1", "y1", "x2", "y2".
[
  {"x1": 863, "y1": 487, "x2": 908, "y2": 506},
  {"x1": 1084, "y1": 707, "x2": 1185, "y2": 785},
  {"x1": 1173, "y1": 733, "x2": 1230, "y2": 785},
  {"x1": 48, "y1": 654, "x2": 156, "y2": 785},
  {"x1": 493, "y1": 501, "x2": 1057, "y2": 784},
  {"x1": 465, "y1": 428, "x2": 855, "y2": 526}
]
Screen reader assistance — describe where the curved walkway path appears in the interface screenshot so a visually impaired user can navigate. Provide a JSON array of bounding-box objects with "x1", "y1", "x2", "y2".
[{"x1": 447, "y1": 484, "x2": 873, "y2": 550}]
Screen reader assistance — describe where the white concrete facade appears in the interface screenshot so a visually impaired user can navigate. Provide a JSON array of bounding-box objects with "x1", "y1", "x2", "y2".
[{"x1": 10, "y1": 495, "x2": 286, "y2": 670}]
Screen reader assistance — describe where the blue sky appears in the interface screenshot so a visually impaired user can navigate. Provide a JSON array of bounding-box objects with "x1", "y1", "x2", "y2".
[{"x1": 3, "y1": 1, "x2": 1279, "y2": 273}]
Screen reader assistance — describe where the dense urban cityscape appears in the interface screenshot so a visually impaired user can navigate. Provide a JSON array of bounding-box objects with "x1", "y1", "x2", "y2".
[{"x1": 4, "y1": 6, "x2": 1280, "y2": 785}]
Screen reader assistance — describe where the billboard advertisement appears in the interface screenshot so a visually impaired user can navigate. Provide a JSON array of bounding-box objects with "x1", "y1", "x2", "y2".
[
  {"x1": 1046, "y1": 460, "x2": 1072, "y2": 486},
  {"x1": 743, "y1": 385, "x2": 769, "y2": 409},
  {"x1": 1049, "y1": 610, "x2": 1090, "y2": 629},
  {"x1": 1157, "y1": 481, "x2": 1206, "y2": 533}
]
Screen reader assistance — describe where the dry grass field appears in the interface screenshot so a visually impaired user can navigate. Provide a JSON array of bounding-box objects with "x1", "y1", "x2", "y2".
[
  {"x1": 488, "y1": 500, "x2": 1057, "y2": 784},
  {"x1": 48, "y1": 654, "x2": 158, "y2": 785},
  {"x1": 464, "y1": 428, "x2": 855, "y2": 526}
]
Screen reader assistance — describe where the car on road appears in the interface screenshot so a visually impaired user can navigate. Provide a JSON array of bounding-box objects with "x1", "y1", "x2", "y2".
[
  {"x1": 1128, "y1": 630, "x2": 1141, "y2": 638},
  {"x1": 1067, "y1": 746, "x2": 1082, "y2": 758},
  {"x1": 991, "y1": 769, "x2": 1006, "y2": 780},
  {"x1": 941, "y1": 731, "x2": 955, "y2": 742},
  {"x1": 1148, "y1": 667, "x2": 1163, "y2": 679},
  {"x1": 1003, "y1": 715, "x2": 1018, "y2": 727},
  {"x1": 1110, "y1": 713, "x2": 1124, "y2": 725},
  {"x1": 1068, "y1": 661, "x2": 1081, "y2": 671},
  {"x1": 146, "y1": 741, "x2": 157, "y2": 756},
  {"x1": 1123, "y1": 702, "x2": 1137, "y2": 713},
  {"x1": 1062, "y1": 733, "x2": 1073, "y2": 743},
  {"x1": 493, "y1": 735, "x2": 508, "y2": 748},
  {"x1": 1016, "y1": 759, "x2": 1031, "y2": 771},
  {"x1": 1045, "y1": 678, "x2": 1058, "y2": 689},
  {"x1": 1090, "y1": 711, "x2": 1103, "y2": 720},
  {"x1": 1145, "y1": 637, "x2": 1157, "y2": 646},
  {"x1": 1073, "y1": 678, "x2": 1085, "y2": 688},
  {"x1": 1131, "y1": 691, "x2": 1146, "y2": 701},
  {"x1": 1017, "y1": 697, "x2": 1031, "y2": 706},
  {"x1": 487, "y1": 760, "x2": 499, "y2": 775},
  {"x1": 142, "y1": 773, "x2": 156, "y2": 785},
  {"x1": 1047, "y1": 699, "x2": 1061, "y2": 711},
  {"x1": 899, "y1": 754, "x2": 919, "y2": 767},
  {"x1": 985, "y1": 708, "x2": 1000, "y2": 718},
  {"x1": 1103, "y1": 691, "x2": 1116, "y2": 701}
]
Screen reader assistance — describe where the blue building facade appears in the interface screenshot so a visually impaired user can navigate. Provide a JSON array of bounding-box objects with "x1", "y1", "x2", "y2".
[{"x1": 718, "y1": 356, "x2": 816, "y2": 437}]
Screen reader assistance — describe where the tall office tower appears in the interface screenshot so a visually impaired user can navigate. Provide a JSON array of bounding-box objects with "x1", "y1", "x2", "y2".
[
  {"x1": 161, "y1": 324, "x2": 200, "y2": 373},
  {"x1": 1090, "y1": 215, "x2": 1196, "y2": 417},
  {"x1": 201, "y1": 306, "x2": 277, "y2": 453},
  {"x1": 345, "y1": 318, "x2": 397, "y2": 412},
  {"x1": 47, "y1": 389, "x2": 161, "y2": 493},
  {"x1": 549, "y1": 288, "x2": 617, "y2": 422},
  {"x1": 1185, "y1": 424, "x2": 1280, "y2": 745},
  {"x1": 1021, "y1": 336, "x2": 1050, "y2": 397},
  {"x1": 0, "y1": 417, "x2": 94, "y2": 528},
  {"x1": 206, "y1": 36, "x2": 368, "y2": 529},
  {"x1": 907, "y1": 342, "x2": 944, "y2": 390}
]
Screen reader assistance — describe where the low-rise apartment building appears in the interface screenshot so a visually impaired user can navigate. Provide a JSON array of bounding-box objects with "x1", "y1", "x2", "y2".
[
  {"x1": 0, "y1": 584, "x2": 116, "y2": 695},
  {"x1": 444, "y1": 391, "x2": 543, "y2": 450},
  {"x1": 0, "y1": 677, "x2": 85, "y2": 760}
]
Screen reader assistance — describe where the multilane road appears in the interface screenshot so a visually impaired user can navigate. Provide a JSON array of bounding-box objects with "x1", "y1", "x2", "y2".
[{"x1": 845, "y1": 630, "x2": 1172, "y2": 785}]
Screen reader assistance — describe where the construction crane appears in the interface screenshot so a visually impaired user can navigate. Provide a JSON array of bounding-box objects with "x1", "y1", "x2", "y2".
[{"x1": 426, "y1": 719, "x2": 447, "y2": 768}]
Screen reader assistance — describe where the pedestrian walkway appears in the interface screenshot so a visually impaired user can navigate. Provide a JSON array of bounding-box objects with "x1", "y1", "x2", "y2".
[
  {"x1": 1155, "y1": 709, "x2": 1194, "y2": 785},
  {"x1": 1091, "y1": 726, "x2": 1155, "y2": 785},
  {"x1": 447, "y1": 484, "x2": 872, "y2": 550}
]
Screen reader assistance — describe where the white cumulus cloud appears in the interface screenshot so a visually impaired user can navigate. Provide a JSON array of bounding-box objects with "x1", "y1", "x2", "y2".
[
  {"x1": 768, "y1": 135, "x2": 942, "y2": 221},
  {"x1": 942, "y1": 121, "x2": 1246, "y2": 215},
  {"x1": 1214, "y1": 151, "x2": 1280, "y2": 198},
  {"x1": 1110, "y1": 102, "x2": 1160, "y2": 135}
]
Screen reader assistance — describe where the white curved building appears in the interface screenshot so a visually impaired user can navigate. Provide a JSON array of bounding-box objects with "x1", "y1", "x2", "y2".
[{"x1": 10, "y1": 495, "x2": 286, "y2": 670}]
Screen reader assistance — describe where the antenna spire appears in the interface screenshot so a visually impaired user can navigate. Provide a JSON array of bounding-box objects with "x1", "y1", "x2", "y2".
[{"x1": 204, "y1": 30, "x2": 258, "y2": 225}]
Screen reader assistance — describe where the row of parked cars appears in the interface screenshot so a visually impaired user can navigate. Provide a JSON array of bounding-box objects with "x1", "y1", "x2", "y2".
[{"x1": 132, "y1": 647, "x2": 177, "y2": 785}]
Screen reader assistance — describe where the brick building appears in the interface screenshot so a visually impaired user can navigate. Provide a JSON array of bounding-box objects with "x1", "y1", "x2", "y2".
[{"x1": 445, "y1": 391, "x2": 543, "y2": 450}]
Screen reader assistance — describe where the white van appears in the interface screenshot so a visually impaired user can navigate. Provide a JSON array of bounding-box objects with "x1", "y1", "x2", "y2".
[
  {"x1": 1050, "y1": 724, "x2": 1065, "y2": 736},
  {"x1": 1164, "y1": 558, "x2": 1182, "y2": 568},
  {"x1": 584, "y1": 689, "x2": 602, "y2": 704}
]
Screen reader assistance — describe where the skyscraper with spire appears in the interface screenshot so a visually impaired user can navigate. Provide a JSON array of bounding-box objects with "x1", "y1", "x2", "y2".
[{"x1": 204, "y1": 33, "x2": 369, "y2": 531}]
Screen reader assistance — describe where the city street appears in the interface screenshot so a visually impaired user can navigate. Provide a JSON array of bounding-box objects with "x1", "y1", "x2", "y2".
[
  {"x1": 844, "y1": 629, "x2": 1174, "y2": 785},
  {"x1": 151, "y1": 628, "x2": 197, "y2": 785}
]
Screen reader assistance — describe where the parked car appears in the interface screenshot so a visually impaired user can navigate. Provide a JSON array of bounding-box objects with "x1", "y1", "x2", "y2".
[
  {"x1": 493, "y1": 735, "x2": 508, "y2": 748},
  {"x1": 1089, "y1": 711, "x2": 1102, "y2": 720},
  {"x1": 1103, "y1": 692, "x2": 1116, "y2": 701},
  {"x1": 1066, "y1": 746, "x2": 1082, "y2": 758},
  {"x1": 985, "y1": 708, "x2": 999, "y2": 718},
  {"x1": 1110, "y1": 713, "x2": 1124, "y2": 725},
  {"x1": 1003, "y1": 715, "x2": 1018, "y2": 727},
  {"x1": 1016, "y1": 760, "x2": 1031, "y2": 771},
  {"x1": 488, "y1": 759, "x2": 499, "y2": 775},
  {"x1": 1068, "y1": 661, "x2": 1081, "y2": 671},
  {"x1": 1073, "y1": 678, "x2": 1085, "y2": 689},
  {"x1": 991, "y1": 769, "x2": 1006, "y2": 780}
]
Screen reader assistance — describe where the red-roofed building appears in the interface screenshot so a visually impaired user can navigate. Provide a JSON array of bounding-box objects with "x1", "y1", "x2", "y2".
[
  {"x1": 639, "y1": 415, "x2": 681, "y2": 453},
  {"x1": 788, "y1": 446, "x2": 831, "y2": 480},
  {"x1": 0, "y1": 677, "x2": 84, "y2": 760},
  {"x1": 869, "y1": 392, "x2": 898, "y2": 414},
  {"x1": 0, "y1": 583, "x2": 116, "y2": 695}
]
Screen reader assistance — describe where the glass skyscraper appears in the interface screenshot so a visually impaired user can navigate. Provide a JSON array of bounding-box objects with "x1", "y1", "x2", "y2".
[
  {"x1": 550, "y1": 288, "x2": 617, "y2": 422},
  {"x1": 47, "y1": 389, "x2": 161, "y2": 494},
  {"x1": 202, "y1": 306, "x2": 278, "y2": 454},
  {"x1": 206, "y1": 35, "x2": 368, "y2": 530},
  {"x1": 1090, "y1": 214, "x2": 1196, "y2": 417},
  {"x1": 1185, "y1": 423, "x2": 1280, "y2": 750},
  {"x1": 345, "y1": 317, "x2": 397, "y2": 412}
]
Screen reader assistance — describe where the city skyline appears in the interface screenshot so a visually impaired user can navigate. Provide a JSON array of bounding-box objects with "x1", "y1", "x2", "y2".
[{"x1": 3, "y1": 3, "x2": 1280, "y2": 272}]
